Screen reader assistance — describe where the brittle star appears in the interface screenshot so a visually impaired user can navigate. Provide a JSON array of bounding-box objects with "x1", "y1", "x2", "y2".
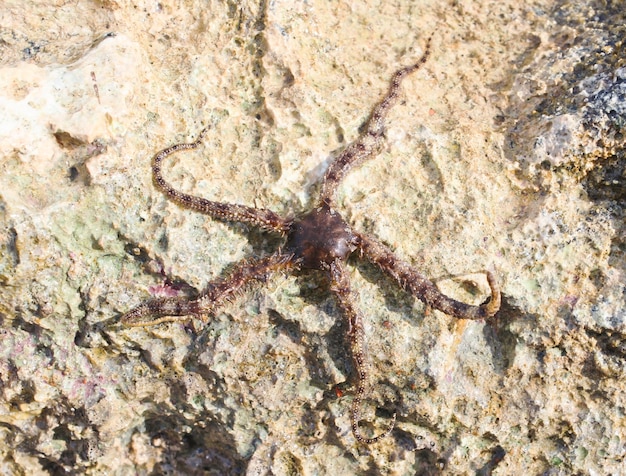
[{"x1": 120, "y1": 37, "x2": 501, "y2": 444}]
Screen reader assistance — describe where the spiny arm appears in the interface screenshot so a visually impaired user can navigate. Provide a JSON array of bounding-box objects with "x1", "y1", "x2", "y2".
[{"x1": 152, "y1": 128, "x2": 291, "y2": 234}]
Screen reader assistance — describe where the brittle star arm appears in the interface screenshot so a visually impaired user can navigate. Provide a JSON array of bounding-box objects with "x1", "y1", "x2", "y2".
[
  {"x1": 329, "y1": 259, "x2": 397, "y2": 444},
  {"x1": 121, "y1": 252, "x2": 296, "y2": 327},
  {"x1": 356, "y1": 232, "x2": 501, "y2": 319},
  {"x1": 152, "y1": 128, "x2": 291, "y2": 234},
  {"x1": 320, "y1": 37, "x2": 432, "y2": 206}
]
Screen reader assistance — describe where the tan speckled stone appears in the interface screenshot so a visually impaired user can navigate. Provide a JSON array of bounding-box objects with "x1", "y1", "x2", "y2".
[{"x1": 0, "y1": 0, "x2": 624, "y2": 474}]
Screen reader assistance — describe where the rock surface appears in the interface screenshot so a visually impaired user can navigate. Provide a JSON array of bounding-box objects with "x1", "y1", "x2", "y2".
[{"x1": 0, "y1": 0, "x2": 624, "y2": 474}]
